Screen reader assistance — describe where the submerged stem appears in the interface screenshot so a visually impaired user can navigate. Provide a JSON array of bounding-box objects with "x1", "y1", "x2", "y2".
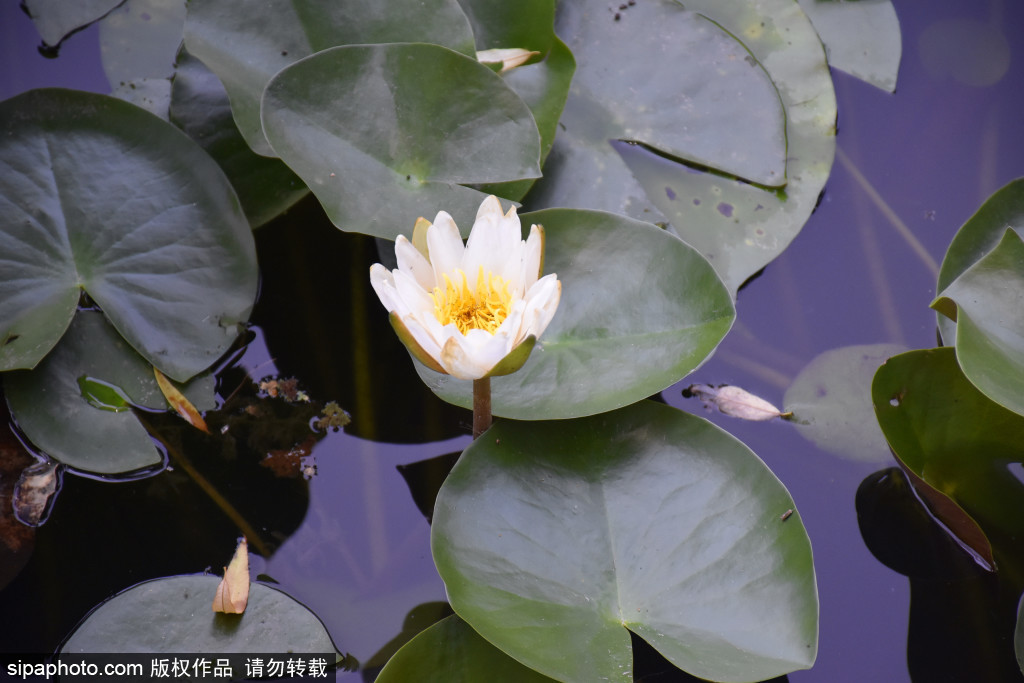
[{"x1": 472, "y1": 377, "x2": 492, "y2": 439}]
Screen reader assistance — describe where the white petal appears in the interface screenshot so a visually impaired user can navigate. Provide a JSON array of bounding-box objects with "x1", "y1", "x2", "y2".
[
  {"x1": 393, "y1": 269, "x2": 435, "y2": 317},
  {"x1": 465, "y1": 196, "x2": 522, "y2": 282},
  {"x1": 395, "y1": 235, "x2": 434, "y2": 290},
  {"x1": 440, "y1": 329, "x2": 512, "y2": 380},
  {"x1": 520, "y1": 274, "x2": 561, "y2": 342},
  {"x1": 519, "y1": 224, "x2": 544, "y2": 291},
  {"x1": 369, "y1": 264, "x2": 399, "y2": 313},
  {"x1": 398, "y1": 315, "x2": 444, "y2": 365},
  {"x1": 427, "y1": 211, "x2": 465, "y2": 284}
]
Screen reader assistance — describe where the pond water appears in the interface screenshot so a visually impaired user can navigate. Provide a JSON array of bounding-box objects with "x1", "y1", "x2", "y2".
[{"x1": 2, "y1": 0, "x2": 1024, "y2": 681}]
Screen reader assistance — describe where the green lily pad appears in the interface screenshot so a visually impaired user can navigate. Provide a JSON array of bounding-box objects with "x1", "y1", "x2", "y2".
[
  {"x1": 0, "y1": 89, "x2": 257, "y2": 382},
  {"x1": 415, "y1": 209, "x2": 735, "y2": 420},
  {"x1": 23, "y1": 0, "x2": 125, "y2": 47},
  {"x1": 624, "y1": 0, "x2": 837, "y2": 294},
  {"x1": 261, "y1": 44, "x2": 541, "y2": 240},
  {"x1": 932, "y1": 229, "x2": 1024, "y2": 417},
  {"x1": 796, "y1": 0, "x2": 901, "y2": 92},
  {"x1": 935, "y1": 178, "x2": 1024, "y2": 345},
  {"x1": 784, "y1": 343, "x2": 907, "y2": 463},
  {"x1": 432, "y1": 401, "x2": 818, "y2": 683},
  {"x1": 61, "y1": 574, "x2": 339, "y2": 655},
  {"x1": 99, "y1": 0, "x2": 185, "y2": 89},
  {"x1": 170, "y1": 49, "x2": 308, "y2": 229},
  {"x1": 872, "y1": 348, "x2": 1024, "y2": 572},
  {"x1": 376, "y1": 615, "x2": 557, "y2": 682},
  {"x1": 183, "y1": 0, "x2": 476, "y2": 157},
  {"x1": 4, "y1": 311, "x2": 215, "y2": 476},
  {"x1": 526, "y1": 0, "x2": 787, "y2": 221},
  {"x1": 457, "y1": 0, "x2": 574, "y2": 202}
]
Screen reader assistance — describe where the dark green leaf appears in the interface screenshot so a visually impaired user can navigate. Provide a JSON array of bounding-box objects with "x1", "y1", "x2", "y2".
[
  {"x1": 261, "y1": 44, "x2": 541, "y2": 240},
  {"x1": 416, "y1": 209, "x2": 734, "y2": 420},
  {"x1": 376, "y1": 615, "x2": 558, "y2": 683},
  {"x1": 432, "y1": 401, "x2": 818, "y2": 682},
  {"x1": 183, "y1": 0, "x2": 476, "y2": 156},
  {"x1": 0, "y1": 89, "x2": 257, "y2": 381}
]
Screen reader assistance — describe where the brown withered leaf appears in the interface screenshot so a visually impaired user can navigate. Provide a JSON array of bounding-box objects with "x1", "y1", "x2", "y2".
[
  {"x1": 212, "y1": 537, "x2": 250, "y2": 614},
  {"x1": 683, "y1": 384, "x2": 791, "y2": 422},
  {"x1": 155, "y1": 367, "x2": 209, "y2": 433},
  {"x1": 13, "y1": 460, "x2": 61, "y2": 527}
]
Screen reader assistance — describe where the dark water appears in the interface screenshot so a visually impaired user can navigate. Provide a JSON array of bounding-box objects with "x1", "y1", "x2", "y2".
[{"x1": 2, "y1": 0, "x2": 1024, "y2": 681}]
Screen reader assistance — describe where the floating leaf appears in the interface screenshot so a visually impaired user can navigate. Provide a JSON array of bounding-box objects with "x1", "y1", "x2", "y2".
[
  {"x1": 784, "y1": 343, "x2": 907, "y2": 462},
  {"x1": 416, "y1": 209, "x2": 734, "y2": 420},
  {"x1": 526, "y1": 0, "x2": 787, "y2": 223},
  {"x1": 624, "y1": 0, "x2": 837, "y2": 294},
  {"x1": 872, "y1": 348, "x2": 1024, "y2": 572},
  {"x1": 4, "y1": 311, "x2": 215, "y2": 476},
  {"x1": 12, "y1": 460, "x2": 61, "y2": 528},
  {"x1": 261, "y1": 43, "x2": 541, "y2": 240},
  {"x1": 0, "y1": 89, "x2": 257, "y2": 382},
  {"x1": 432, "y1": 401, "x2": 818, "y2": 682},
  {"x1": 99, "y1": 0, "x2": 185, "y2": 90},
  {"x1": 23, "y1": 0, "x2": 124, "y2": 47},
  {"x1": 183, "y1": 0, "x2": 476, "y2": 156},
  {"x1": 62, "y1": 575, "x2": 340, "y2": 656},
  {"x1": 932, "y1": 229, "x2": 1024, "y2": 417},
  {"x1": 376, "y1": 615, "x2": 557, "y2": 683},
  {"x1": 155, "y1": 368, "x2": 210, "y2": 433},
  {"x1": 796, "y1": 0, "x2": 901, "y2": 92},
  {"x1": 683, "y1": 383, "x2": 789, "y2": 421},
  {"x1": 212, "y1": 538, "x2": 250, "y2": 614},
  {"x1": 935, "y1": 178, "x2": 1024, "y2": 342}
]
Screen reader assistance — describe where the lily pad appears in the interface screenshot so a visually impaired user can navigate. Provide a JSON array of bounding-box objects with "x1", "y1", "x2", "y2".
[
  {"x1": 376, "y1": 615, "x2": 557, "y2": 683},
  {"x1": 261, "y1": 44, "x2": 541, "y2": 240},
  {"x1": 432, "y1": 401, "x2": 818, "y2": 683},
  {"x1": 935, "y1": 178, "x2": 1024, "y2": 345},
  {"x1": 932, "y1": 229, "x2": 1024, "y2": 417},
  {"x1": 23, "y1": 0, "x2": 125, "y2": 47},
  {"x1": 99, "y1": 0, "x2": 185, "y2": 89},
  {"x1": 170, "y1": 49, "x2": 308, "y2": 229},
  {"x1": 872, "y1": 348, "x2": 1024, "y2": 572},
  {"x1": 457, "y1": 0, "x2": 574, "y2": 202},
  {"x1": 4, "y1": 310, "x2": 215, "y2": 476},
  {"x1": 415, "y1": 209, "x2": 735, "y2": 420},
  {"x1": 796, "y1": 0, "x2": 901, "y2": 92},
  {"x1": 0, "y1": 89, "x2": 257, "y2": 382},
  {"x1": 61, "y1": 574, "x2": 339, "y2": 655},
  {"x1": 621, "y1": 0, "x2": 837, "y2": 294},
  {"x1": 183, "y1": 0, "x2": 476, "y2": 157},
  {"x1": 526, "y1": 0, "x2": 787, "y2": 221},
  {"x1": 784, "y1": 343, "x2": 906, "y2": 463}
]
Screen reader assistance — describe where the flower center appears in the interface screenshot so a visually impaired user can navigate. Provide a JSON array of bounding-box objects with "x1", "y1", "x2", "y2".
[{"x1": 432, "y1": 267, "x2": 512, "y2": 335}]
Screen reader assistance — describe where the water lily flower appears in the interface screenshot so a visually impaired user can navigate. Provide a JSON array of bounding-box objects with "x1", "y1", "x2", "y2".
[
  {"x1": 476, "y1": 48, "x2": 540, "y2": 73},
  {"x1": 370, "y1": 196, "x2": 560, "y2": 381}
]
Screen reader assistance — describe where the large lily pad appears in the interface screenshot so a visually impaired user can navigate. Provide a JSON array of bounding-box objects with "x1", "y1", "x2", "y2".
[
  {"x1": 624, "y1": 0, "x2": 837, "y2": 294},
  {"x1": 784, "y1": 343, "x2": 906, "y2": 463},
  {"x1": 526, "y1": 0, "x2": 787, "y2": 221},
  {"x1": 432, "y1": 401, "x2": 818, "y2": 683},
  {"x1": 935, "y1": 178, "x2": 1024, "y2": 345},
  {"x1": 261, "y1": 44, "x2": 541, "y2": 240},
  {"x1": 796, "y1": 0, "x2": 901, "y2": 92},
  {"x1": 61, "y1": 574, "x2": 339, "y2": 655},
  {"x1": 4, "y1": 311, "x2": 215, "y2": 476},
  {"x1": 376, "y1": 615, "x2": 557, "y2": 683},
  {"x1": 416, "y1": 209, "x2": 735, "y2": 420},
  {"x1": 183, "y1": 0, "x2": 476, "y2": 157},
  {"x1": 872, "y1": 348, "x2": 1024, "y2": 572},
  {"x1": 457, "y1": 0, "x2": 574, "y2": 202},
  {"x1": 170, "y1": 49, "x2": 308, "y2": 229},
  {"x1": 0, "y1": 89, "x2": 257, "y2": 382},
  {"x1": 932, "y1": 229, "x2": 1024, "y2": 417}
]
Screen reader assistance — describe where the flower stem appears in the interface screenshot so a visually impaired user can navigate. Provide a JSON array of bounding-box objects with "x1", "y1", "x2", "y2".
[{"x1": 472, "y1": 377, "x2": 492, "y2": 439}]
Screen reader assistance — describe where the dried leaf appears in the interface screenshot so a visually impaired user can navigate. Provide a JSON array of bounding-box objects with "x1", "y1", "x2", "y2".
[
  {"x1": 12, "y1": 460, "x2": 61, "y2": 527},
  {"x1": 683, "y1": 384, "x2": 790, "y2": 422},
  {"x1": 155, "y1": 367, "x2": 209, "y2": 433},
  {"x1": 212, "y1": 537, "x2": 250, "y2": 614}
]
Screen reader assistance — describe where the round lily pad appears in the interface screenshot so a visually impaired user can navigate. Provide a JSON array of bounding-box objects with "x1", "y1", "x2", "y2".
[{"x1": 432, "y1": 400, "x2": 818, "y2": 683}]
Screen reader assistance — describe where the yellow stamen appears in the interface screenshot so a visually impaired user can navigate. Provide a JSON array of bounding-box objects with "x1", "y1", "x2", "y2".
[{"x1": 432, "y1": 267, "x2": 512, "y2": 334}]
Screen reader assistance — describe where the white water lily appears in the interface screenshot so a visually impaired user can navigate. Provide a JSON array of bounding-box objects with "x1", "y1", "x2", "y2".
[
  {"x1": 370, "y1": 196, "x2": 561, "y2": 380},
  {"x1": 476, "y1": 47, "x2": 540, "y2": 73}
]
